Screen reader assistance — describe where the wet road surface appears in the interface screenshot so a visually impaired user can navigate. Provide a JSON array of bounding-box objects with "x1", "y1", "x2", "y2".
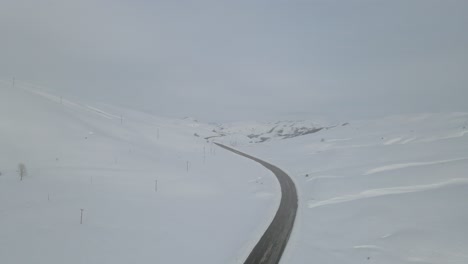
[{"x1": 215, "y1": 143, "x2": 298, "y2": 264}]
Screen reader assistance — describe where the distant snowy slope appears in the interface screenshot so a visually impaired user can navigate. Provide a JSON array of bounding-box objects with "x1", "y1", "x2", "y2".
[{"x1": 206, "y1": 120, "x2": 336, "y2": 144}]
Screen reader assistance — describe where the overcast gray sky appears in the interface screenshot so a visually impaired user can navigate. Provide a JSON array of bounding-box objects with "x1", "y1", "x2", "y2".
[{"x1": 1, "y1": 0, "x2": 467, "y2": 121}]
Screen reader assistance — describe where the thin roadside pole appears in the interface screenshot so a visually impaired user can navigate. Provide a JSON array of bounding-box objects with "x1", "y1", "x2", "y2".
[{"x1": 80, "y1": 209, "x2": 84, "y2": 224}]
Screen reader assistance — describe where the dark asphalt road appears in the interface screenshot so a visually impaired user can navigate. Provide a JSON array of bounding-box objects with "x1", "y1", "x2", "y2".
[{"x1": 215, "y1": 143, "x2": 298, "y2": 264}]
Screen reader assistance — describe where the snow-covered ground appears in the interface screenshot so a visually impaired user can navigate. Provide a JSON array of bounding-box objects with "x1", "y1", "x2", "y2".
[
  {"x1": 2, "y1": 81, "x2": 467, "y2": 264},
  {"x1": 0, "y1": 83, "x2": 280, "y2": 264},
  {"x1": 238, "y1": 113, "x2": 468, "y2": 264}
]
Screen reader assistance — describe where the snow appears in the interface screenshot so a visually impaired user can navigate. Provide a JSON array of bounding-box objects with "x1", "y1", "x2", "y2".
[
  {"x1": 384, "y1": 137, "x2": 403, "y2": 145},
  {"x1": 308, "y1": 178, "x2": 468, "y2": 209},
  {"x1": 363, "y1": 157, "x2": 468, "y2": 175},
  {"x1": 353, "y1": 245, "x2": 381, "y2": 250},
  {"x1": 0, "y1": 84, "x2": 280, "y2": 264},
  {"x1": 2, "y1": 81, "x2": 468, "y2": 264},
  {"x1": 236, "y1": 112, "x2": 468, "y2": 264}
]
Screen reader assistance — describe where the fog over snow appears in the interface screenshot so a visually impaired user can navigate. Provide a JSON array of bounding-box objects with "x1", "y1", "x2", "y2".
[
  {"x1": 1, "y1": 0, "x2": 468, "y2": 121},
  {"x1": 1, "y1": 1, "x2": 468, "y2": 264}
]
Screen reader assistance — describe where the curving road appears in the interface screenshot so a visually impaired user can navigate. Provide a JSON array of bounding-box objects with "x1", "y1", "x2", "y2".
[{"x1": 215, "y1": 143, "x2": 298, "y2": 264}]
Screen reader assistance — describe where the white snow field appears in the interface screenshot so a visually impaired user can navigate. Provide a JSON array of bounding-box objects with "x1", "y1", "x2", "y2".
[
  {"x1": 2, "y1": 81, "x2": 468, "y2": 264},
  {"x1": 238, "y1": 113, "x2": 468, "y2": 264},
  {"x1": 0, "y1": 83, "x2": 280, "y2": 264}
]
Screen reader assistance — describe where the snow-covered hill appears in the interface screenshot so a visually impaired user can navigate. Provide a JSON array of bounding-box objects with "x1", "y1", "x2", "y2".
[
  {"x1": 238, "y1": 113, "x2": 468, "y2": 264},
  {"x1": 0, "y1": 83, "x2": 279, "y2": 264},
  {"x1": 202, "y1": 120, "x2": 335, "y2": 145},
  {"x1": 2, "y1": 81, "x2": 467, "y2": 264}
]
